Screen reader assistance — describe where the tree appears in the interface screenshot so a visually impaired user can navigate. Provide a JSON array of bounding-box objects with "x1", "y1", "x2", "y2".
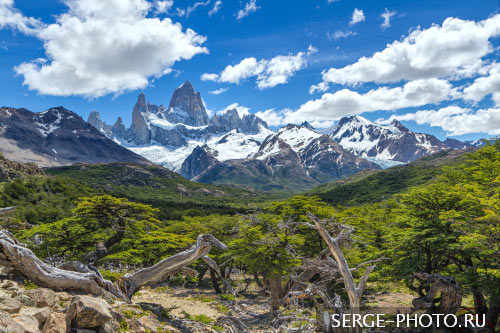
[
  {"x1": 21, "y1": 195, "x2": 191, "y2": 266},
  {"x1": 228, "y1": 213, "x2": 304, "y2": 317}
]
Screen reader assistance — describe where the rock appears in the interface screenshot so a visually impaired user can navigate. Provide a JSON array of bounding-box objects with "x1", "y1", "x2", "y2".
[
  {"x1": 0, "y1": 281, "x2": 14, "y2": 288},
  {"x1": 12, "y1": 315, "x2": 40, "y2": 333},
  {"x1": 0, "y1": 296, "x2": 22, "y2": 314},
  {"x1": 66, "y1": 296, "x2": 113, "y2": 329},
  {"x1": 130, "y1": 93, "x2": 151, "y2": 144},
  {"x1": 0, "y1": 310, "x2": 25, "y2": 333},
  {"x1": 42, "y1": 313, "x2": 66, "y2": 333},
  {"x1": 167, "y1": 81, "x2": 210, "y2": 127},
  {"x1": 56, "y1": 292, "x2": 72, "y2": 302},
  {"x1": 98, "y1": 319, "x2": 120, "y2": 333},
  {"x1": 25, "y1": 288, "x2": 58, "y2": 308},
  {"x1": 181, "y1": 145, "x2": 219, "y2": 179},
  {"x1": 15, "y1": 293, "x2": 37, "y2": 307},
  {"x1": 19, "y1": 307, "x2": 51, "y2": 327}
]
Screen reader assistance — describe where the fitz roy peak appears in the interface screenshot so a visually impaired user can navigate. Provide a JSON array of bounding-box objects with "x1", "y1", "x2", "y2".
[{"x1": 88, "y1": 80, "x2": 272, "y2": 171}]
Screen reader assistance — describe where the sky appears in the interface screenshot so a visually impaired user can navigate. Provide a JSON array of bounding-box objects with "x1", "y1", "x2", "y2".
[{"x1": 0, "y1": 0, "x2": 499, "y2": 141}]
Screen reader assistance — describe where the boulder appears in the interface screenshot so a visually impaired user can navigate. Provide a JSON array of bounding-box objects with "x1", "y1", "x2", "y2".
[
  {"x1": 25, "y1": 288, "x2": 58, "y2": 308},
  {"x1": 0, "y1": 310, "x2": 25, "y2": 333},
  {"x1": 66, "y1": 296, "x2": 112, "y2": 329},
  {"x1": 20, "y1": 307, "x2": 51, "y2": 327},
  {"x1": 13, "y1": 315, "x2": 40, "y2": 333},
  {"x1": 0, "y1": 296, "x2": 22, "y2": 314},
  {"x1": 42, "y1": 313, "x2": 66, "y2": 333}
]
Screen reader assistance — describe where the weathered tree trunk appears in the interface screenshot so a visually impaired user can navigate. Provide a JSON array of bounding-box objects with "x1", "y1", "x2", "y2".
[
  {"x1": 1, "y1": 225, "x2": 228, "y2": 301},
  {"x1": 0, "y1": 229, "x2": 128, "y2": 300},
  {"x1": 210, "y1": 268, "x2": 223, "y2": 294},
  {"x1": 269, "y1": 275, "x2": 281, "y2": 318},
  {"x1": 118, "y1": 234, "x2": 228, "y2": 299},
  {"x1": 307, "y1": 213, "x2": 378, "y2": 333}
]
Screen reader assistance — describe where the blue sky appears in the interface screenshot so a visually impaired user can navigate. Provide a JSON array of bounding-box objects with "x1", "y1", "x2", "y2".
[{"x1": 0, "y1": 0, "x2": 499, "y2": 141}]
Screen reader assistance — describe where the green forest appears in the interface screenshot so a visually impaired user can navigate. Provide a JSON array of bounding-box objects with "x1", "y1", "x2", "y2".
[{"x1": 1, "y1": 139, "x2": 499, "y2": 332}]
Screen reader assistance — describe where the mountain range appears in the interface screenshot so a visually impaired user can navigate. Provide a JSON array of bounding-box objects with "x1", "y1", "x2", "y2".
[
  {"x1": 1, "y1": 80, "x2": 481, "y2": 191},
  {"x1": 0, "y1": 106, "x2": 149, "y2": 167}
]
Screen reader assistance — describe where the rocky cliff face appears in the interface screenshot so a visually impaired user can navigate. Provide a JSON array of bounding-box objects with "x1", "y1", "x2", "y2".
[
  {"x1": 167, "y1": 81, "x2": 210, "y2": 126},
  {"x1": 130, "y1": 93, "x2": 151, "y2": 144},
  {"x1": 180, "y1": 145, "x2": 219, "y2": 179},
  {"x1": 0, "y1": 106, "x2": 150, "y2": 167},
  {"x1": 210, "y1": 109, "x2": 269, "y2": 134}
]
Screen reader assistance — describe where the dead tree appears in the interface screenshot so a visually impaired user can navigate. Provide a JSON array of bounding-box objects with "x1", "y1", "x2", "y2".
[
  {"x1": 409, "y1": 272, "x2": 462, "y2": 315},
  {"x1": 306, "y1": 213, "x2": 382, "y2": 333},
  {"x1": 1, "y1": 220, "x2": 228, "y2": 301}
]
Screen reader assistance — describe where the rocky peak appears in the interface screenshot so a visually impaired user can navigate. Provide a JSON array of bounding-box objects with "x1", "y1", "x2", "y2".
[
  {"x1": 300, "y1": 121, "x2": 315, "y2": 130},
  {"x1": 390, "y1": 119, "x2": 409, "y2": 133},
  {"x1": 136, "y1": 92, "x2": 147, "y2": 112},
  {"x1": 167, "y1": 81, "x2": 209, "y2": 126},
  {"x1": 181, "y1": 145, "x2": 219, "y2": 179},
  {"x1": 129, "y1": 94, "x2": 150, "y2": 144}
]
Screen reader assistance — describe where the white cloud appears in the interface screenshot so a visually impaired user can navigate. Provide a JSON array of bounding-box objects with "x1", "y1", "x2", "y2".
[
  {"x1": 380, "y1": 8, "x2": 396, "y2": 30},
  {"x1": 349, "y1": 8, "x2": 365, "y2": 25},
  {"x1": 218, "y1": 102, "x2": 250, "y2": 116},
  {"x1": 380, "y1": 106, "x2": 500, "y2": 135},
  {"x1": 208, "y1": 0, "x2": 222, "y2": 16},
  {"x1": 216, "y1": 46, "x2": 315, "y2": 89},
  {"x1": 184, "y1": 0, "x2": 210, "y2": 17},
  {"x1": 327, "y1": 29, "x2": 358, "y2": 40},
  {"x1": 290, "y1": 78, "x2": 454, "y2": 124},
  {"x1": 462, "y1": 62, "x2": 500, "y2": 106},
  {"x1": 200, "y1": 73, "x2": 219, "y2": 81},
  {"x1": 236, "y1": 0, "x2": 259, "y2": 20},
  {"x1": 0, "y1": 0, "x2": 43, "y2": 35},
  {"x1": 8, "y1": 0, "x2": 208, "y2": 97},
  {"x1": 315, "y1": 14, "x2": 500, "y2": 89},
  {"x1": 209, "y1": 87, "x2": 227, "y2": 95},
  {"x1": 155, "y1": 0, "x2": 173, "y2": 14},
  {"x1": 253, "y1": 78, "x2": 455, "y2": 127},
  {"x1": 254, "y1": 108, "x2": 288, "y2": 126}
]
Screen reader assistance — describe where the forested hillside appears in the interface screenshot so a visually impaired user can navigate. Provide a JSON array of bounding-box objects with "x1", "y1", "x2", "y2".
[{"x1": 1, "y1": 141, "x2": 498, "y2": 332}]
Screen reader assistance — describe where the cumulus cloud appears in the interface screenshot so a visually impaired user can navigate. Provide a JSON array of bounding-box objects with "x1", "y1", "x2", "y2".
[
  {"x1": 236, "y1": 0, "x2": 259, "y2": 20},
  {"x1": 315, "y1": 14, "x2": 500, "y2": 89},
  {"x1": 155, "y1": 0, "x2": 173, "y2": 14},
  {"x1": 218, "y1": 102, "x2": 250, "y2": 116},
  {"x1": 209, "y1": 87, "x2": 227, "y2": 95},
  {"x1": 208, "y1": 0, "x2": 222, "y2": 16},
  {"x1": 200, "y1": 73, "x2": 219, "y2": 81},
  {"x1": 253, "y1": 78, "x2": 456, "y2": 127},
  {"x1": 7, "y1": 0, "x2": 208, "y2": 97},
  {"x1": 380, "y1": 106, "x2": 500, "y2": 135},
  {"x1": 350, "y1": 8, "x2": 365, "y2": 25},
  {"x1": 462, "y1": 62, "x2": 500, "y2": 106},
  {"x1": 327, "y1": 29, "x2": 358, "y2": 40},
  {"x1": 0, "y1": 0, "x2": 43, "y2": 35},
  {"x1": 211, "y1": 46, "x2": 316, "y2": 89},
  {"x1": 380, "y1": 8, "x2": 396, "y2": 29},
  {"x1": 296, "y1": 78, "x2": 455, "y2": 121}
]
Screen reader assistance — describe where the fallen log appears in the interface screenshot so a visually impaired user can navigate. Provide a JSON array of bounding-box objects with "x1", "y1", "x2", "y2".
[{"x1": 0, "y1": 226, "x2": 228, "y2": 301}]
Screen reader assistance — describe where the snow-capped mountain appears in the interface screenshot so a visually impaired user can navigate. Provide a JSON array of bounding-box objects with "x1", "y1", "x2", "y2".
[
  {"x1": 0, "y1": 106, "x2": 149, "y2": 167},
  {"x1": 330, "y1": 115, "x2": 449, "y2": 166},
  {"x1": 88, "y1": 81, "x2": 272, "y2": 172},
  {"x1": 191, "y1": 123, "x2": 380, "y2": 190}
]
